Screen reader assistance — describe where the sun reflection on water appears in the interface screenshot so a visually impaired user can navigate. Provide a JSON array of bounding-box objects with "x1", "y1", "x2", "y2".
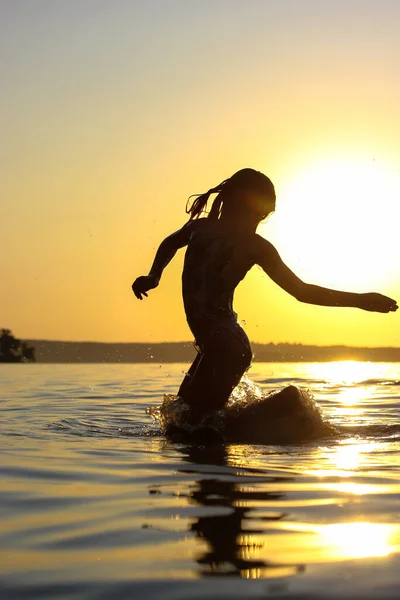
[
  {"x1": 314, "y1": 362, "x2": 380, "y2": 433},
  {"x1": 313, "y1": 360, "x2": 375, "y2": 386},
  {"x1": 307, "y1": 437, "x2": 382, "y2": 479},
  {"x1": 332, "y1": 440, "x2": 375, "y2": 471},
  {"x1": 321, "y1": 522, "x2": 396, "y2": 560},
  {"x1": 337, "y1": 385, "x2": 369, "y2": 405}
]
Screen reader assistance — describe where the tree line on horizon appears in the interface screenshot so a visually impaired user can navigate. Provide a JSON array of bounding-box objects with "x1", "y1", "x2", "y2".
[{"x1": 23, "y1": 339, "x2": 400, "y2": 363}]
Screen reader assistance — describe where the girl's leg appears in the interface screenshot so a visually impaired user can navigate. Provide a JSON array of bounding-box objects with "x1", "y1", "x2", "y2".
[
  {"x1": 179, "y1": 326, "x2": 252, "y2": 415},
  {"x1": 177, "y1": 351, "x2": 202, "y2": 399}
]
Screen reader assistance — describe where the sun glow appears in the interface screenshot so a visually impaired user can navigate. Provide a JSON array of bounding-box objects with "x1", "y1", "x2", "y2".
[{"x1": 266, "y1": 158, "x2": 400, "y2": 290}]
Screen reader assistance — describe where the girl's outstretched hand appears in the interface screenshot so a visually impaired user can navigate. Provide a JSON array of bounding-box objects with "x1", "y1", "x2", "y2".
[
  {"x1": 359, "y1": 293, "x2": 398, "y2": 313},
  {"x1": 132, "y1": 275, "x2": 159, "y2": 300}
]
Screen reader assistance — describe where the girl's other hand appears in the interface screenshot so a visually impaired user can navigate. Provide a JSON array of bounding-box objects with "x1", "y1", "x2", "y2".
[
  {"x1": 132, "y1": 275, "x2": 160, "y2": 300},
  {"x1": 359, "y1": 293, "x2": 398, "y2": 313}
]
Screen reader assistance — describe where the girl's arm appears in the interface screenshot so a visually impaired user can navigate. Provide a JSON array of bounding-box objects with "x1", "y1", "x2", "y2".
[
  {"x1": 132, "y1": 220, "x2": 199, "y2": 300},
  {"x1": 254, "y1": 235, "x2": 398, "y2": 313}
]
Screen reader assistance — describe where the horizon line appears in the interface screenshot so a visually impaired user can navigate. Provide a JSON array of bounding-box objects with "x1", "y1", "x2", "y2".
[{"x1": 24, "y1": 338, "x2": 400, "y2": 350}]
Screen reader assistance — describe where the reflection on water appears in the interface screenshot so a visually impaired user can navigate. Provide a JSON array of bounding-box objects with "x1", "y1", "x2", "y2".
[
  {"x1": 308, "y1": 438, "x2": 382, "y2": 477},
  {"x1": 1, "y1": 362, "x2": 400, "y2": 598},
  {"x1": 179, "y1": 441, "x2": 400, "y2": 579},
  {"x1": 181, "y1": 444, "x2": 303, "y2": 579},
  {"x1": 337, "y1": 385, "x2": 369, "y2": 405},
  {"x1": 312, "y1": 360, "x2": 379, "y2": 385},
  {"x1": 321, "y1": 522, "x2": 396, "y2": 560}
]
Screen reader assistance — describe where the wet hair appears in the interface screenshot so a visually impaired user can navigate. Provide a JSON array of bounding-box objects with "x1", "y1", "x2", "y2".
[{"x1": 186, "y1": 168, "x2": 276, "y2": 221}]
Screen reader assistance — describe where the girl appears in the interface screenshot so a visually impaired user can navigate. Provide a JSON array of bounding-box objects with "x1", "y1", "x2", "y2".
[{"x1": 132, "y1": 168, "x2": 397, "y2": 418}]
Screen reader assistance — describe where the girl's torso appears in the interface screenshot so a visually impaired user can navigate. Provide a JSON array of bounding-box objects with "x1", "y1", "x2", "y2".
[{"x1": 182, "y1": 220, "x2": 257, "y2": 340}]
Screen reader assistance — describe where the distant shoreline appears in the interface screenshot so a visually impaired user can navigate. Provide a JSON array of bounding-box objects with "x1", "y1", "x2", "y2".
[{"x1": 17, "y1": 340, "x2": 400, "y2": 363}]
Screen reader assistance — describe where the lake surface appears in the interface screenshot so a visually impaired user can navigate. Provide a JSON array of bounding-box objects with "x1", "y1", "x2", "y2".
[{"x1": 1, "y1": 362, "x2": 400, "y2": 599}]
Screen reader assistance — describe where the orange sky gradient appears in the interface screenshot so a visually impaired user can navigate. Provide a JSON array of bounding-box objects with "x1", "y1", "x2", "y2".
[{"x1": 2, "y1": 1, "x2": 400, "y2": 345}]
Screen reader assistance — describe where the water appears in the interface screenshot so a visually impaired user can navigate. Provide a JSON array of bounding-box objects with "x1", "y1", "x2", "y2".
[{"x1": 1, "y1": 362, "x2": 400, "y2": 599}]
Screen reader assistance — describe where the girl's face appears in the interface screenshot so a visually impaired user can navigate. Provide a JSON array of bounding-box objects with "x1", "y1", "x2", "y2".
[
  {"x1": 246, "y1": 190, "x2": 275, "y2": 221},
  {"x1": 220, "y1": 187, "x2": 275, "y2": 230}
]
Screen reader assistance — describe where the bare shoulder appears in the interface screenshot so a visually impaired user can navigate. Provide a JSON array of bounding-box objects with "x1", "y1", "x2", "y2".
[{"x1": 252, "y1": 233, "x2": 278, "y2": 262}]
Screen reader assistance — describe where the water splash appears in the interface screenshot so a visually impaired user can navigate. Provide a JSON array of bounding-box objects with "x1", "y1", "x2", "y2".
[{"x1": 148, "y1": 376, "x2": 336, "y2": 444}]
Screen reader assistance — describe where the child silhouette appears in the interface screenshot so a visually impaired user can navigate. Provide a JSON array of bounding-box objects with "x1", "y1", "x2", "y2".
[{"x1": 132, "y1": 168, "x2": 397, "y2": 419}]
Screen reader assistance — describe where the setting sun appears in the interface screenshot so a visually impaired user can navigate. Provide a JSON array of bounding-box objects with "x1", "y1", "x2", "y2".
[{"x1": 266, "y1": 158, "x2": 400, "y2": 291}]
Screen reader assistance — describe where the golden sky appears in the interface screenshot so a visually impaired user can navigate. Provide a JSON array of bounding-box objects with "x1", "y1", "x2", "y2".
[{"x1": 2, "y1": 0, "x2": 400, "y2": 345}]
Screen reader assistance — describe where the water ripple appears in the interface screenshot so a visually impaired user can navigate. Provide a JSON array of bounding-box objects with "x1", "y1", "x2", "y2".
[{"x1": 1, "y1": 362, "x2": 400, "y2": 598}]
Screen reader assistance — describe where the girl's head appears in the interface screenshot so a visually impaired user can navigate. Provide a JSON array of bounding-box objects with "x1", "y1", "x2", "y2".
[{"x1": 187, "y1": 168, "x2": 276, "y2": 225}]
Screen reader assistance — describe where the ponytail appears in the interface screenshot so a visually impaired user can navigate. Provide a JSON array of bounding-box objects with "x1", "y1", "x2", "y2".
[{"x1": 186, "y1": 180, "x2": 228, "y2": 220}]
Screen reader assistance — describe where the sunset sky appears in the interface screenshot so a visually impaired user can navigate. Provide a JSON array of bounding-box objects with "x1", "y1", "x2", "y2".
[{"x1": 2, "y1": 0, "x2": 400, "y2": 346}]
